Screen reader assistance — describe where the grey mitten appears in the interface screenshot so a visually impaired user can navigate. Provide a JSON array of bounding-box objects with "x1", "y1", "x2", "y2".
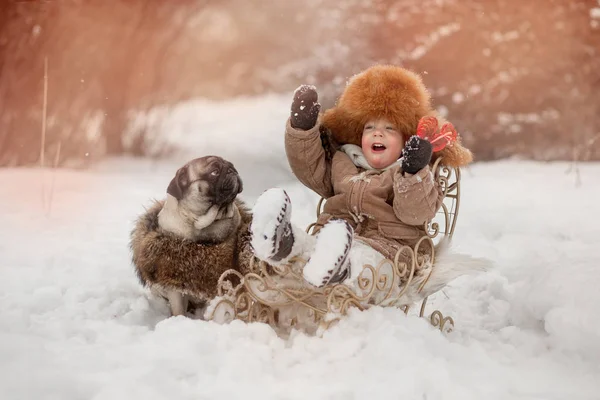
[
  {"x1": 290, "y1": 85, "x2": 321, "y2": 130},
  {"x1": 401, "y1": 135, "x2": 433, "y2": 174}
]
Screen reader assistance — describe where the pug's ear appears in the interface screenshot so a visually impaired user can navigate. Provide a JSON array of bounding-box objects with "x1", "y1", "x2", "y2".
[{"x1": 166, "y1": 166, "x2": 189, "y2": 200}]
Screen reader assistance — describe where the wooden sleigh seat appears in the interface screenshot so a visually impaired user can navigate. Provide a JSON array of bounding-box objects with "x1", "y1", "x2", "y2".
[{"x1": 206, "y1": 157, "x2": 460, "y2": 336}]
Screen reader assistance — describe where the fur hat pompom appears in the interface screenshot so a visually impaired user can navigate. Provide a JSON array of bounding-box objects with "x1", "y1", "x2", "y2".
[{"x1": 322, "y1": 65, "x2": 473, "y2": 167}]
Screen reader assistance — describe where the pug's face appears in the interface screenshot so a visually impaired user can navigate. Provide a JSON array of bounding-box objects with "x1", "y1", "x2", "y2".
[{"x1": 166, "y1": 156, "x2": 243, "y2": 217}]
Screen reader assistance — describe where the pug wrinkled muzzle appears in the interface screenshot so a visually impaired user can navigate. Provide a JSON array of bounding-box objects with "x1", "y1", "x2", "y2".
[{"x1": 215, "y1": 166, "x2": 242, "y2": 206}]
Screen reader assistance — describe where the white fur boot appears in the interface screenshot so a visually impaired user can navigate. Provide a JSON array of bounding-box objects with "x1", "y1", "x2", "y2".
[{"x1": 250, "y1": 188, "x2": 313, "y2": 266}]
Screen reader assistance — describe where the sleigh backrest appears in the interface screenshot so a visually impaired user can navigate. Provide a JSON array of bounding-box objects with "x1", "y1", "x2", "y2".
[{"x1": 425, "y1": 157, "x2": 461, "y2": 243}]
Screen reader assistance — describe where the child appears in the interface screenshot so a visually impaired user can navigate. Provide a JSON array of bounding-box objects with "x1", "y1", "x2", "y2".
[{"x1": 250, "y1": 65, "x2": 482, "y2": 299}]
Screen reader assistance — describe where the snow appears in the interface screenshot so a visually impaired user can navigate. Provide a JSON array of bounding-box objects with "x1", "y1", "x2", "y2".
[
  {"x1": 452, "y1": 92, "x2": 465, "y2": 104},
  {"x1": 497, "y1": 110, "x2": 559, "y2": 126},
  {"x1": 2, "y1": 94, "x2": 600, "y2": 399},
  {"x1": 491, "y1": 30, "x2": 520, "y2": 43},
  {"x1": 468, "y1": 84, "x2": 482, "y2": 96},
  {"x1": 405, "y1": 23, "x2": 461, "y2": 61}
]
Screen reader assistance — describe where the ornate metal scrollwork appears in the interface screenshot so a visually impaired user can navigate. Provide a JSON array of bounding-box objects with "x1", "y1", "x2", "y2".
[{"x1": 208, "y1": 161, "x2": 462, "y2": 336}]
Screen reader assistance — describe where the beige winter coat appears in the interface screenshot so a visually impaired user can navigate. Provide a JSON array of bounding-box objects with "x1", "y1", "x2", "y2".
[{"x1": 285, "y1": 118, "x2": 444, "y2": 261}]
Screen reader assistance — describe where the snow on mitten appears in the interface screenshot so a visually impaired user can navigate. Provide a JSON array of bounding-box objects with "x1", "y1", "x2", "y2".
[
  {"x1": 401, "y1": 136, "x2": 433, "y2": 175},
  {"x1": 290, "y1": 85, "x2": 321, "y2": 131}
]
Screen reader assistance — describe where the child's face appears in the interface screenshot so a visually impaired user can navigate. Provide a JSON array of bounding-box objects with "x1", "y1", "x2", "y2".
[{"x1": 361, "y1": 118, "x2": 404, "y2": 169}]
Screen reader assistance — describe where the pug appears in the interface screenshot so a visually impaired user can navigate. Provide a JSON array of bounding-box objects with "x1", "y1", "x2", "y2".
[
  {"x1": 158, "y1": 155, "x2": 244, "y2": 242},
  {"x1": 130, "y1": 156, "x2": 254, "y2": 317}
]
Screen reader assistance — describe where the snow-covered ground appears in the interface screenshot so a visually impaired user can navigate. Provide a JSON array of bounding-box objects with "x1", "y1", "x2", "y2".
[{"x1": 1, "y1": 95, "x2": 600, "y2": 400}]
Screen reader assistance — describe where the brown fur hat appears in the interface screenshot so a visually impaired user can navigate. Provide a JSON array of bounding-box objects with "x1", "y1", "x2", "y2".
[{"x1": 322, "y1": 64, "x2": 473, "y2": 167}]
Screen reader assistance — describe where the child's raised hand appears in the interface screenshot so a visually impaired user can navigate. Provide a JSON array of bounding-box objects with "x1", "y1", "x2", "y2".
[
  {"x1": 290, "y1": 85, "x2": 321, "y2": 131},
  {"x1": 401, "y1": 136, "x2": 433, "y2": 174}
]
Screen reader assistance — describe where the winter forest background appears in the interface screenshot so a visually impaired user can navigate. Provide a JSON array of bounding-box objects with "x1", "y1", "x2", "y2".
[
  {"x1": 1, "y1": 0, "x2": 599, "y2": 167},
  {"x1": 3, "y1": 2, "x2": 600, "y2": 399}
]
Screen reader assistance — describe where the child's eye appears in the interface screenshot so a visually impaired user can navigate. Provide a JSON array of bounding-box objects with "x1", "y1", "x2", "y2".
[
  {"x1": 364, "y1": 125, "x2": 374, "y2": 130},
  {"x1": 385, "y1": 126, "x2": 396, "y2": 131}
]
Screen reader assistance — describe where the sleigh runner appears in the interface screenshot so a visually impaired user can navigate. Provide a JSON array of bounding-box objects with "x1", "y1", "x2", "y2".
[{"x1": 207, "y1": 157, "x2": 460, "y2": 336}]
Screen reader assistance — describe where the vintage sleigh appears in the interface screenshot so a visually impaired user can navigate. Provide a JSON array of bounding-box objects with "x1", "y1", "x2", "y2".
[{"x1": 206, "y1": 157, "x2": 461, "y2": 337}]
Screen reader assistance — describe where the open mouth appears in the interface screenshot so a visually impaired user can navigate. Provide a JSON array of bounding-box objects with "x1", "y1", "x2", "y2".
[{"x1": 371, "y1": 143, "x2": 387, "y2": 153}]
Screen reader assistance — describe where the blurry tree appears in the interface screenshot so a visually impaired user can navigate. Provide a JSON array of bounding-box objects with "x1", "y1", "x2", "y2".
[
  {"x1": 322, "y1": 0, "x2": 600, "y2": 161},
  {"x1": 0, "y1": 0, "x2": 598, "y2": 166}
]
